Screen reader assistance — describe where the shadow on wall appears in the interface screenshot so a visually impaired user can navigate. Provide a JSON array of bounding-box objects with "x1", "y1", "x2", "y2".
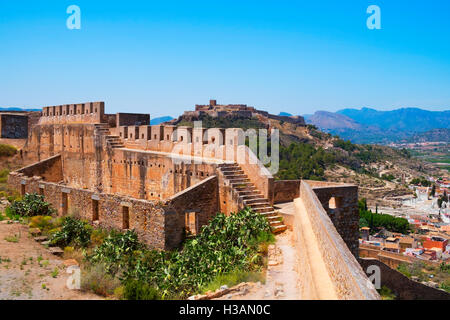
[{"x1": 360, "y1": 258, "x2": 450, "y2": 300}]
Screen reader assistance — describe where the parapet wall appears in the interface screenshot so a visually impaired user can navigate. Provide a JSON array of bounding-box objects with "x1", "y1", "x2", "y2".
[
  {"x1": 295, "y1": 181, "x2": 379, "y2": 299},
  {"x1": 115, "y1": 125, "x2": 274, "y2": 204},
  {"x1": 273, "y1": 180, "x2": 301, "y2": 204},
  {"x1": 307, "y1": 180, "x2": 360, "y2": 257},
  {"x1": 39, "y1": 102, "x2": 105, "y2": 124},
  {"x1": 360, "y1": 258, "x2": 450, "y2": 300},
  {"x1": 15, "y1": 154, "x2": 62, "y2": 183}
]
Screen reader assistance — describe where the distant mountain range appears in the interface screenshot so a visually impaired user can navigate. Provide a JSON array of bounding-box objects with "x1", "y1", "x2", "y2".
[
  {"x1": 304, "y1": 107, "x2": 450, "y2": 144},
  {"x1": 150, "y1": 116, "x2": 174, "y2": 125},
  {"x1": 0, "y1": 107, "x2": 40, "y2": 112}
]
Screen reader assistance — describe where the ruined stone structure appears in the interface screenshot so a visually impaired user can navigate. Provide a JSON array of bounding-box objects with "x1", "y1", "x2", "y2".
[
  {"x1": 0, "y1": 111, "x2": 41, "y2": 139},
  {"x1": 180, "y1": 100, "x2": 306, "y2": 126},
  {"x1": 8, "y1": 101, "x2": 379, "y2": 299}
]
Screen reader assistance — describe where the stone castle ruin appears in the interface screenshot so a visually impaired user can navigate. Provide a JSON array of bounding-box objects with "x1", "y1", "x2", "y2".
[
  {"x1": 7, "y1": 101, "x2": 379, "y2": 299},
  {"x1": 179, "y1": 99, "x2": 306, "y2": 125}
]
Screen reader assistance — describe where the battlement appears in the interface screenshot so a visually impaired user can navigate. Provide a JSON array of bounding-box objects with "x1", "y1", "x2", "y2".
[{"x1": 40, "y1": 102, "x2": 105, "y2": 124}]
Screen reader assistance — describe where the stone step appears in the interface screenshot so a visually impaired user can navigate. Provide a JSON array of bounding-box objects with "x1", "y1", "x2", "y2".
[
  {"x1": 269, "y1": 220, "x2": 284, "y2": 227},
  {"x1": 271, "y1": 225, "x2": 287, "y2": 234},
  {"x1": 48, "y1": 247, "x2": 64, "y2": 256},
  {"x1": 249, "y1": 202, "x2": 272, "y2": 208},
  {"x1": 223, "y1": 173, "x2": 247, "y2": 179},
  {"x1": 218, "y1": 163, "x2": 239, "y2": 168},
  {"x1": 34, "y1": 236, "x2": 48, "y2": 242},
  {"x1": 259, "y1": 211, "x2": 277, "y2": 217},
  {"x1": 236, "y1": 189, "x2": 259, "y2": 196},
  {"x1": 244, "y1": 198, "x2": 270, "y2": 208},
  {"x1": 232, "y1": 182, "x2": 254, "y2": 188},
  {"x1": 221, "y1": 170, "x2": 244, "y2": 175},
  {"x1": 251, "y1": 206, "x2": 275, "y2": 213},
  {"x1": 239, "y1": 194, "x2": 262, "y2": 200},
  {"x1": 229, "y1": 179, "x2": 250, "y2": 184},
  {"x1": 266, "y1": 215, "x2": 282, "y2": 222}
]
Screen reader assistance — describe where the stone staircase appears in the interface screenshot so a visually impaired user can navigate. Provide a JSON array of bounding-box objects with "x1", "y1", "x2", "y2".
[
  {"x1": 94, "y1": 123, "x2": 125, "y2": 149},
  {"x1": 105, "y1": 135, "x2": 125, "y2": 148},
  {"x1": 94, "y1": 123, "x2": 110, "y2": 135},
  {"x1": 218, "y1": 163, "x2": 287, "y2": 234}
]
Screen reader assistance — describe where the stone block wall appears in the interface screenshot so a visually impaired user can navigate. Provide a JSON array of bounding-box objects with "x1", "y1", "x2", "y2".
[
  {"x1": 0, "y1": 113, "x2": 28, "y2": 138},
  {"x1": 273, "y1": 180, "x2": 300, "y2": 204},
  {"x1": 15, "y1": 154, "x2": 62, "y2": 183},
  {"x1": 164, "y1": 176, "x2": 219, "y2": 249},
  {"x1": 103, "y1": 148, "x2": 217, "y2": 200},
  {"x1": 360, "y1": 258, "x2": 450, "y2": 300},
  {"x1": 306, "y1": 180, "x2": 359, "y2": 258},
  {"x1": 297, "y1": 181, "x2": 380, "y2": 299},
  {"x1": 8, "y1": 171, "x2": 168, "y2": 250},
  {"x1": 40, "y1": 102, "x2": 105, "y2": 124},
  {"x1": 116, "y1": 113, "x2": 150, "y2": 127}
]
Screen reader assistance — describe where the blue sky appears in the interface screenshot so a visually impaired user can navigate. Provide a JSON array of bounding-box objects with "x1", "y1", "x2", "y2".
[{"x1": 1, "y1": 1, "x2": 449, "y2": 117}]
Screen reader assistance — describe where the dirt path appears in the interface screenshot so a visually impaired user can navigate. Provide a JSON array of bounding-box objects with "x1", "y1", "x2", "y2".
[
  {"x1": 216, "y1": 230, "x2": 301, "y2": 300},
  {"x1": 0, "y1": 221, "x2": 101, "y2": 300}
]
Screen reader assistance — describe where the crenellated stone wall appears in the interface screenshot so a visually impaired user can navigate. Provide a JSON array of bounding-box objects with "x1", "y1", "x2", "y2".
[{"x1": 40, "y1": 102, "x2": 105, "y2": 124}]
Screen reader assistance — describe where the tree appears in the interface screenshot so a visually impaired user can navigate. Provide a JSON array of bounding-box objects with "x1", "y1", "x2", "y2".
[{"x1": 430, "y1": 185, "x2": 436, "y2": 197}]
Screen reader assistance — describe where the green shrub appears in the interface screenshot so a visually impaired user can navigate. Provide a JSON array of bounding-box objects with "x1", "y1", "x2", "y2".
[
  {"x1": 8, "y1": 193, "x2": 55, "y2": 217},
  {"x1": 277, "y1": 142, "x2": 335, "y2": 180},
  {"x1": 84, "y1": 208, "x2": 272, "y2": 299},
  {"x1": 50, "y1": 216, "x2": 92, "y2": 248},
  {"x1": 358, "y1": 199, "x2": 410, "y2": 234},
  {"x1": 0, "y1": 144, "x2": 17, "y2": 157},
  {"x1": 88, "y1": 229, "x2": 143, "y2": 274},
  {"x1": 377, "y1": 285, "x2": 396, "y2": 300},
  {"x1": 29, "y1": 215, "x2": 54, "y2": 231},
  {"x1": 124, "y1": 208, "x2": 272, "y2": 298},
  {"x1": 5, "y1": 206, "x2": 21, "y2": 221},
  {"x1": 81, "y1": 263, "x2": 121, "y2": 297},
  {"x1": 123, "y1": 279, "x2": 160, "y2": 300}
]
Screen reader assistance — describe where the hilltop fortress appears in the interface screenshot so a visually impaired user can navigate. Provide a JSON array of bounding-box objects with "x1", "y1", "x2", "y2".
[
  {"x1": 7, "y1": 100, "x2": 379, "y2": 299},
  {"x1": 179, "y1": 99, "x2": 306, "y2": 125}
]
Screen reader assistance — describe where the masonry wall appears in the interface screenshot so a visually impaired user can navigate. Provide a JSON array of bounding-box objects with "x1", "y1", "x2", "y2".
[
  {"x1": 273, "y1": 180, "x2": 300, "y2": 204},
  {"x1": 0, "y1": 114, "x2": 28, "y2": 138},
  {"x1": 103, "y1": 148, "x2": 217, "y2": 200},
  {"x1": 22, "y1": 122, "x2": 218, "y2": 201},
  {"x1": 360, "y1": 258, "x2": 450, "y2": 300},
  {"x1": 23, "y1": 124, "x2": 102, "y2": 191},
  {"x1": 8, "y1": 172, "x2": 167, "y2": 249},
  {"x1": 306, "y1": 180, "x2": 360, "y2": 258},
  {"x1": 16, "y1": 154, "x2": 63, "y2": 183},
  {"x1": 297, "y1": 181, "x2": 380, "y2": 299},
  {"x1": 116, "y1": 113, "x2": 150, "y2": 127},
  {"x1": 40, "y1": 102, "x2": 105, "y2": 124},
  {"x1": 163, "y1": 176, "x2": 219, "y2": 249}
]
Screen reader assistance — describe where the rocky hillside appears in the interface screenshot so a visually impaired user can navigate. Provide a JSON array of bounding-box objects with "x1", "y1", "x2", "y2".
[
  {"x1": 269, "y1": 119, "x2": 447, "y2": 206},
  {"x1": 164, "y1": 109, "x2": 448, "y2": 206}
]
